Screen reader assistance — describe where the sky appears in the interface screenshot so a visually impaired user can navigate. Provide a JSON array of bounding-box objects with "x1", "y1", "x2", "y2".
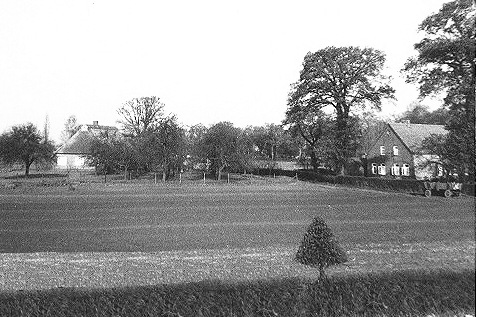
[{"x1": 0, "y1": 0, "x2": 449, "y2": 143}]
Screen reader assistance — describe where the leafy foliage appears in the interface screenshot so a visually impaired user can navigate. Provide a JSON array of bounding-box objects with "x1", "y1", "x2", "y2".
[
  {"x1": 404, "y1": 0, "x2": 476, "y2": 179},
  {"x1": 287, "y1": 46, "x2": 395, "y2": 174},
  {"x1": 295, "y1": 216, "x2": 347, "y2": 278},
  {"x1": 0, "y1": 123, "x2": 55, "y2": 176},
  {"x1": 284, "y1": 109, "x2": 336, "y2": 171},
  {"x1": 197, "y1": 122, "x2": 244, "y2": 179},
  {"x1": 248, "y1": 124, "x2": 298, "y2": 161},
  {"x1": 117, "y1": 96, "x2": 165, "y2": 137},
  {"x1": 397, "y1": 103, "x2": 449, "y2": 125}
]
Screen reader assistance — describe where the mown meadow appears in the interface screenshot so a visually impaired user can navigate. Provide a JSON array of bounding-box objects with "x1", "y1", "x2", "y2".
[{"x1": 0, "y1": 178, "x2": 475, "y2": 316}]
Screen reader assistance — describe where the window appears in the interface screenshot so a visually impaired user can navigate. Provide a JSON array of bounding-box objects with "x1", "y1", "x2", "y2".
[
  {"x1": 401, "y1": 164, "x2": 410, "y2": 176},
  {"x1": 393, "y1": 146, "x2": 399, "y2": 156},
  {"x1": 380, "y1": 146, "x2": 385, "y2": 156},
  {"x1": 391, "y1": 163, "x2": 400, "y2": 176},
  {"x1": 371, "y1": 163, "x2": 377, "y2": 174},
  {"x1": 378, "y1": 163, "x2": 386, "y2": 175},
  {"x1": 437, "y1": 165, "x2": 444, "y2": 176}
]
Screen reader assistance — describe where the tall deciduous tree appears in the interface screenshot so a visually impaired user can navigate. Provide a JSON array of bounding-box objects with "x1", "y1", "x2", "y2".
[
  {"x1": 403, "y1": 0, "x2": 476, "y2": 179},
  {"x1": 198, "y1": 122, "x2": 242, "y2": 180},
  {"x1": 0, "y1": 123, "x2": 55, "y2": 176},
  {"x1": 117, "y1": 96, "x2": 165, "y2": 136},
  {"x1": 153, "y1": 116, "x2": 186, "y2": 181},
  {"x1": 287, "y1": 46, "x2": 395, "y2": 174}
]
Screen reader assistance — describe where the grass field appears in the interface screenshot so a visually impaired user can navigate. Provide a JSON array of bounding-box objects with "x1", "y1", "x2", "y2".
[
  {"x1": 0, "y1": 180, "x2": 474, "y2": 287},
  {"x1": 0, "y1": 178, "x2": 475, "y2": 316}
]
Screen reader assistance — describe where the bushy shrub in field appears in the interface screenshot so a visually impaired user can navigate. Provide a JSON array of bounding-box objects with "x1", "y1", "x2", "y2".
[{"x1": 295, "y1": 216, "x2": 347, "y2": 279}]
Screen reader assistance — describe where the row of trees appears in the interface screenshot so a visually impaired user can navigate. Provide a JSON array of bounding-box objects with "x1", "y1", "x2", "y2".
[{"x1": 89, "y1": 97, "x2": 302, "y2": 180}]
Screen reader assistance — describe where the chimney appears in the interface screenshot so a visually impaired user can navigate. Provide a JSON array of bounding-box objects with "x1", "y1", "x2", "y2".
[{"x1": 93, "y1": 121, "x2": 98, "y2": 126}]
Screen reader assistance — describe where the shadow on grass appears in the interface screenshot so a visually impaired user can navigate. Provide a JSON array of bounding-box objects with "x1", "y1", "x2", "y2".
[{"x1": 1, "y1": 269, "x2": 474, "y2": 317}]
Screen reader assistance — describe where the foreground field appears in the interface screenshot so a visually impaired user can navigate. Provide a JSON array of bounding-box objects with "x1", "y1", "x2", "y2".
[
  {"x1": 0, "y1": 181, "x2": 475, "y2": 292},
  {"x1": 0, "y1": 181, "x2": 475, "y2": 316}
]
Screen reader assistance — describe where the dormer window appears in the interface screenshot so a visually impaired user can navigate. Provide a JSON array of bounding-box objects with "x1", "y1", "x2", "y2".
[
  {"x1": 393, "y1": 146, "x2": 399, "y2": 156},
  {"x1": 380, "y1": 146, "x2": 385, "y2": 156}
]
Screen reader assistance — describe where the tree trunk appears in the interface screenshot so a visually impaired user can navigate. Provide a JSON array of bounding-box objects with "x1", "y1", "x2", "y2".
[
  {"x1": 24, "y1": 161, "x2": 31, "y2": 176},
  {"x1": 310, "y1": 151, "x2": 318, "y2": 172}
]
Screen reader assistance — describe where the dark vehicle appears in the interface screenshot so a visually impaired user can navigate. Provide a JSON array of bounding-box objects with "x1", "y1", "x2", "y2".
[{"x1": 423, "y1": 179, "x2": 462, "y2": 198}]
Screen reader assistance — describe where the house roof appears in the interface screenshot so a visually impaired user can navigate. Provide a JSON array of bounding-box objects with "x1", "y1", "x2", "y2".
[
  {"x1": 56, "y1": 124, "x2": 118, "y2": 155},
  {"x1": 388, "y1": 122, "x2": 447, "y2": 153}
]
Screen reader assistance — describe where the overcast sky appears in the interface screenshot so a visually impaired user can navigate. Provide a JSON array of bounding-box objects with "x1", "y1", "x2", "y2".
[{"x1": 0, "y1": 0, "x2": 448, "y2": 142}]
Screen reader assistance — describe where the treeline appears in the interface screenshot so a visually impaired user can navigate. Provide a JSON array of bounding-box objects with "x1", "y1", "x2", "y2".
[
  {"x1": 84, "y1": 97, "x2": 302, "y2": 180},
  {"x1": 0, "y1": 0, "x2": 474, "y2": 180}
]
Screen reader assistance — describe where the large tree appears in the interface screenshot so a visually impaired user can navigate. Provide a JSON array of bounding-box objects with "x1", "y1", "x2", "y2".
[
  {"x1": 0, "y1": 123, "x2": 55, "y2": 176},
  {"x1": 403, "y1": 0, "x2": 475, "y2": 179},
  {"x1": 198, "y1": 122, "x2": 243, "y2": 180},
  {"x1": 287, "y1": 46, "x2": 395, "y2": 174},
  {"x1": 117, "y1": 96, "x2": 165, "y2": 137},
  {"x1": 153, "y1": 116, "x2": 186, "y2": 181}
]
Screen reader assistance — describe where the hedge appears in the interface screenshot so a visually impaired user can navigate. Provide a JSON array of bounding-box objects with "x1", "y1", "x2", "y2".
[{"x1": 255, "y1": 168, "x2": 475, "y2": 196}]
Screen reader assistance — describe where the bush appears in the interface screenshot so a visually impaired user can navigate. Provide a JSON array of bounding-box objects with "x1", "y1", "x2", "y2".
[{"x1": 295, "y1": 216, "x2": 347, "y2": 279}]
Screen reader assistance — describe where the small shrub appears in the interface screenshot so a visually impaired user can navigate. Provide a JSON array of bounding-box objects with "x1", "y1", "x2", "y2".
[{"x1": 295, "y1": 216, "x2": 348, "y2": 279}]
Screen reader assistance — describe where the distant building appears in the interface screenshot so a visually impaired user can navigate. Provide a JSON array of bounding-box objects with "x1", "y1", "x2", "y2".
[
  {"x1": 55, "y1": 121, "x2": 118, "y2": 169},
  {"x1": 366, "y1": 121, "x2": 447, "y2": 180}
]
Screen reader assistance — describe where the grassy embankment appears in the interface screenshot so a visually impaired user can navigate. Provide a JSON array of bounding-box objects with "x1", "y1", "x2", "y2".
[{"x1": 0, "y1": 269, "x2": 474, "y2": 316}]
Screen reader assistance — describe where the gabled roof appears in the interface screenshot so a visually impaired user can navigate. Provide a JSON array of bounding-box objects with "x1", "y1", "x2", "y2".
[
  {"x1": 388, "y1": 122, "x2": 447, "y2": 154},
  {"x1": 56, "y1": 123, "x2": 118, "y2": 155}
]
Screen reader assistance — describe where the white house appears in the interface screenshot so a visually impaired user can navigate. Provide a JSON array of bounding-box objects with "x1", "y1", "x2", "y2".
[{"x1": 55, "y1": 121, "x2": 118, "y2": 169}]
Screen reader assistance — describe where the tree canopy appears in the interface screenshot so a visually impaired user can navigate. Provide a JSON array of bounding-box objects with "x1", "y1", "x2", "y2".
[
  {"x1": 0, "y1": 123, "x2": 55, "y2": 176},
  {"x1": 295, "y1": 216, "x2": 347, "y2": 279},
  {"x1": 397, "y1": 103, "x2": 449, "y2": 125},
  {"x1": 197, "y1": 122, "x2": 243, "y2": 180},
  {"x1": 117, "y1": 96, "x2": 165, "y2": 137},
  {"x1": 404, "y1": 0, "x2": 476, "y2": 179},
  {"x1": 287, "y1": 46, "x2": 395, "y2": 174}
]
